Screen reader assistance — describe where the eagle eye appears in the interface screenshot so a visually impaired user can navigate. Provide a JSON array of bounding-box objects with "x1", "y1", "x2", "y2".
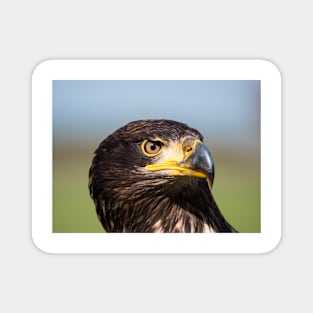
[{"x1": 142, "y1": 140, "x2": 163, "y2": 156}]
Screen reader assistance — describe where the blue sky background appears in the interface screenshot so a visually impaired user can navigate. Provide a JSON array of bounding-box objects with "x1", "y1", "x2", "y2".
[{"x1": 53, "y1": 80, "x2": 260, "y2": 151}]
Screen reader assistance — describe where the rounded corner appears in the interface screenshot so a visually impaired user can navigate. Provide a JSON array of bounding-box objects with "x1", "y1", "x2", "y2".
[
  {"x1": 31, "y1": 233, "x2": 53, "y2": 255},
  {"x1": 260, "y1": 232, "x2": 282, "y2": 255},
  {"x1": 32, "y1": 59, "x2": 56, "y2": 79},
  {"x1": 256, "y1": 58, "x2": 282, "y2": 80}
]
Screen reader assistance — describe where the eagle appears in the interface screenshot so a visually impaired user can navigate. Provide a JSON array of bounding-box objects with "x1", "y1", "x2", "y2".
[{"x1": 89, "y1": 119, "x2": 237, "y2": 233}]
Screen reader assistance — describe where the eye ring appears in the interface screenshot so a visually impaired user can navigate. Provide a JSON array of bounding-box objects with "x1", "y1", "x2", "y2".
[{"x1": 141, "y1": 140, "x2": 163, "y2": 156}]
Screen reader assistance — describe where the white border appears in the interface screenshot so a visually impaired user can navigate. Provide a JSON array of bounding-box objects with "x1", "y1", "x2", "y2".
[{"x1": 32, "y1": 59, "x2": 281, "y2": 254}]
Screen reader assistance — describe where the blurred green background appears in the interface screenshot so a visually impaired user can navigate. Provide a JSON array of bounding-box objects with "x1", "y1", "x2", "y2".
[{"x1": 53, "y1": 80, "x2": 260, "y2": 233}]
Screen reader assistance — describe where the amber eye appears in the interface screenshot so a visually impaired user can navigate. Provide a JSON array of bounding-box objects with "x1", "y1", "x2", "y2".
[{"x1": 142, "y1": 140, "x2": 163, "y2": 156}]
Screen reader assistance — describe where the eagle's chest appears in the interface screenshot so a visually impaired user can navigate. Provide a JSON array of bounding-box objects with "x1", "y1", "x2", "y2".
[{"x1": 150, "y1": 209, "x2": 215, "y2": 233}]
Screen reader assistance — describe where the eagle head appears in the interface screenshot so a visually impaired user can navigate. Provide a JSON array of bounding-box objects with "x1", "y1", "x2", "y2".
[{"x1": 89, "y1": 119, "x2": 236, "y2": 233}]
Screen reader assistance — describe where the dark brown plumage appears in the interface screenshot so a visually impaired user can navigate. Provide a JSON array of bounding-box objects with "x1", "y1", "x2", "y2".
[{"x1": 89, "y1": 119, "x2": 236, "y2": 233}]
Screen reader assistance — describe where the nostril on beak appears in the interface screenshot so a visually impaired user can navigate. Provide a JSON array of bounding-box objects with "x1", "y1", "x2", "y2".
[
  {"x1": 182, "y1": 136, "x2": 198, "y2": 154},
  {"x1": 185, "y1": 145, "x2": 193, "y2": 153}
]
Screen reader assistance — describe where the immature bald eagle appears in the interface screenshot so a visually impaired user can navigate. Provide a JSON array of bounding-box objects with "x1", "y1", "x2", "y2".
[{"x1": 89, "y1": 119, "x2": 236, "y2": 233}]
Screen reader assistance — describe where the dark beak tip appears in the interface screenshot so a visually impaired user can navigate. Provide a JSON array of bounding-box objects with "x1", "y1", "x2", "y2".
[{"x1": 208, "y1": 172, "x2": 214, "y2": 189}]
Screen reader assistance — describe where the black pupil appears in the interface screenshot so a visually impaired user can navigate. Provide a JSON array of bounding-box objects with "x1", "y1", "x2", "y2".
[{"x1": 150, "y1": 143, "x2": 157, "y2": 150}]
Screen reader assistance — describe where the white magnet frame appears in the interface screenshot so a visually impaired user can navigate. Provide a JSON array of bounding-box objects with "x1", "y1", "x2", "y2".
[{"x1": 32, "y1": 59, "x2": 281, "y2": 254}]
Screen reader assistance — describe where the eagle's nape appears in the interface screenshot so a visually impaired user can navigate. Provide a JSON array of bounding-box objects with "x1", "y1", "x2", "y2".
[{"x1": 88, "y1": 119, "x2": 237, "y2": 233}]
